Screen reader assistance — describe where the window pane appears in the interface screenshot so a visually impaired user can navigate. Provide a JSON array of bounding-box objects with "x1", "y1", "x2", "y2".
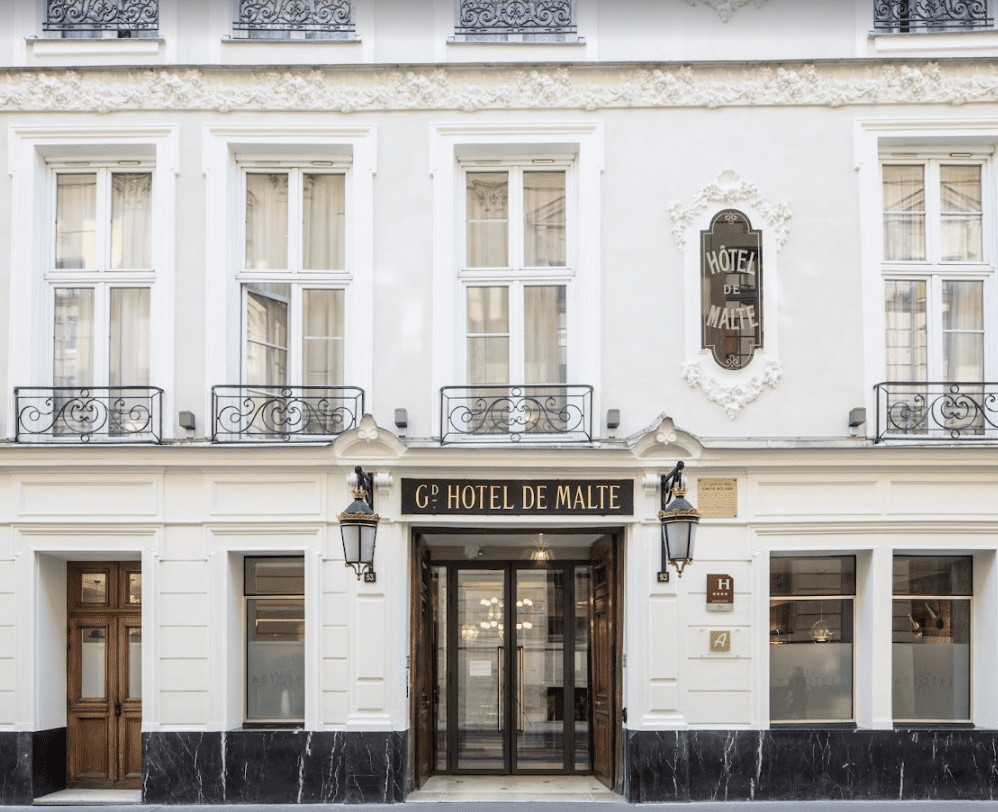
[
  {"x1": 883, "y1": 165, "x2": 925, "y2": 261},
  {"x1": 468, "y1": 337, "x2": 510, "y2": 385},
  {"x1": 54, "y1": 288, "x2": 95, "y2": 387},
  {"x1": 893, "y1": 556, "x2": 972, "y2": 596},
  {"x1": 81, "y1": 572, "x2": 107, "y2": 604},
  {"x1": 940, "y1": 165, "x2": 983, "y2": 261},
  {"x1": 246, "y1": 173, "x2": 289, "y2": 270},
  {"x1": 247, "y1": 598, "x2": 305, "y2": 721},
  {"x1": 467, "y1": 286, "x2": 509, "y2": 335},
  {"x1": 770, "y1": 556, "x2": 856, "y2": 598},
  {"x1": 302, "y1": 289, "x2": 344, "y2": 386},
  {"x1": 56, "y1": 174, "x2": 97, "y2": 270},
  {"x1": 940, "y1": 165, "x2": 981, "y2": 213},
  {"x1": 884, "y1": 280, "x2": 927, "y2": 383},
  {"x1": 110, "y1": 288, "x2": 150, "y2": 387},
  {"x1": 303, "y1": 174, "x2": 345, "y2": 270},
  {"x1": 893, "y1": 599, "x2": 970, "y2": 720},
  {"x1": 244, "y1": 283, "x2": 289, "y2": 384},
  {"x1": 81, "y1": 628, "x2": 106, "y2": 699},
  {"x1": 127, "y1": 627, "x2": 142, "y2": 700},
  {"x1": 524, "y1": 285, "x2": 566, "y2": 384},
  {"x1": 245, "y1": 556, "x2": 305, "y2": 596},
  {"x1": 942, "y1": 281, "x2": 983, "y2": 382},
  {"x1": 524, "y1": 171, "x2": 566, "y2": 267},
  {"x1": 467, "y1": 287, "x2": 509, "y2": 385},
  {"x1": 467, "y1": 172, "x2": 508, "y2": 268},
  {"x1": 770, "y1": 598, "x2": 853, "y2": 721},
  {"x1": 127, "y1": 573, "x2": 142, "y2": 605},
  {"x1": 111, "y1": 173, "x2": 152, "y2": 269}
]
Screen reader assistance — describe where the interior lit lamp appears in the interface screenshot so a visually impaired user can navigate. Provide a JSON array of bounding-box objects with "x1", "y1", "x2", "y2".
[
  {"x1": 531, "y1": 532, "x2": 551, "y2": 562},
  {"x1": 810, "y1": 601, "x2": 833, "y2": 643}
]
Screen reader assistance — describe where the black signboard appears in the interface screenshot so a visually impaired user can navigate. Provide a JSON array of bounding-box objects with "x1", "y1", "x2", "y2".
[
  {"x1": 401, "y1": 478, "x2": 634, "y2": 516},
  {"x1": 701, "y1": 209, "x2": 763, "y2": 370}
]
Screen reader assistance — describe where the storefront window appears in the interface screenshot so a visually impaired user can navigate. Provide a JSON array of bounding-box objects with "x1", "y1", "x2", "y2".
[
  {"x1": 892, "y1": 555, "x2": 971, "y2": 722},
  {"x1": 245, "y1": 556, "x2": 305, "y2": 723},
  {"x1": 769, "y1": 556, "x2": 855, "y2": 723}
]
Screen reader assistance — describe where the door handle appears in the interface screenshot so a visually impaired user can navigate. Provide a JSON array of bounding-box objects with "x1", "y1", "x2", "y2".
[
  {"x1": 518, "y1": 646, "x2": 524, "y2": 733},
  {"x1": 497, "y1": 647, "x2": 503, "y2": 732},
  {"x1": 115, "y1": 702, "x2": 122, "y2": 718}
]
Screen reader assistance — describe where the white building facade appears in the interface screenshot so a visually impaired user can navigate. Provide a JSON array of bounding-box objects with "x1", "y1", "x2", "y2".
[{"x1": 2, "y1": 0, "x2": 998, "y2": 803}]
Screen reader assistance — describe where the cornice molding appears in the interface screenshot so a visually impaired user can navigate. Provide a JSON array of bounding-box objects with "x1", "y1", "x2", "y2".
[
  {"x1": 684, "y1": 0, "x2": 769, "y2": 22},
  {"x1": 2, "y1": 61, "x2": 998, "y2": 113}
]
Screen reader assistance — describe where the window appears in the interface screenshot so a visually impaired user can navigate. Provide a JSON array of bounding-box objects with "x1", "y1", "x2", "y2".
[
  {"x1": 44, "y1": 0, "x2": 159, "y2": 39},
  {"x1": 463, "y1": 167, "x2": 568, "y2": 388},
  {"x1": 244, "y1": 556, "x2": 305, "y2": 724},
  {"x1": 232, "y1": 0, "x2": 355, "y2": 39},
  {"x1": 769, "y1": 556, "x2": 855, "y2": 723},
  {"x1": 892, "y1": 555, "x2": 972, "y2": 722},
  {"x1": 455, "y1": 0, "x2": 576, "y2": 41},
  {"x1": 879, "y1": 154, "x2": 994, "y2": 438},
  {"x1": 873, "y1": 0, "x2": 992, "y2": 32}
]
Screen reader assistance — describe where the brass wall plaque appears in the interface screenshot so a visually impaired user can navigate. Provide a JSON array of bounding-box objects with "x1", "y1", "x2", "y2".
[
  {"x1": 698, "y1": 478, "x2": 737, "y2": 519},
  {"x1": 709, "y1": 630, "x2": 732, "y2": 653}
]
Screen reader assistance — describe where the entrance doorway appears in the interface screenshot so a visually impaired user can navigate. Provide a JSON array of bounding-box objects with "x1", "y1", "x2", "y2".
[
  {"x1": 66, "y1": 562, "x2": 142, "y2": 789},
  {"x1": 412, "y1": 533, "x2": 620, "y2": 790}
]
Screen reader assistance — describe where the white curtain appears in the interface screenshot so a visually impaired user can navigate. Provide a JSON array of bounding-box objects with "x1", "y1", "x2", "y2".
[
  {"x1": 246, "y1": 173, "x2": 289, "y2": 270},
  {"x1": 524, "y1": 285, "x2": 566, "y2": 384},
  {"x1": 466, "y1": 173, "x2": 508, "y2": 268},
  {"x1": 302, "y1": 289, "x2": 344, "y2": 385},
  {"x1": 884, "y1": 280, "x2": 926, "y2": 383},
  {"x1": 466, "y1": 286, "x2": 509, "y2": 384},
  {"x1": 523, "y1": 172, "x2": 566, "y2": 267},
  {"x1": 882, "y1": 165, "x2": 925, "y2": 262},
  {"x1": 303, "y1": 174, "x2": 345, "y2": 270},
  {"x1": 942, "y1": 281, "x2": 983, "y2": 382},
  {"x1": 53, "y1": 288, "x2": 94, "y2": 386},
  {"x1": 111, "y1": 173, "x2": 152, "y2": 270},
  {"x1": 56, "y1": 174, "x2": 97, "y2": 270},
  {"x1": 940, "y1": 165, "x2": 983, "y2": 262},
  {"x1": 110, "y1": 288, "x2": 150, "y2": 386}
]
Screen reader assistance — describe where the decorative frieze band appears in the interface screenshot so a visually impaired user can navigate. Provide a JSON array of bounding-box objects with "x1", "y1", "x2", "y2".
[{"x1": 2, "y1": 61, "x2": 998, "y2": 113}]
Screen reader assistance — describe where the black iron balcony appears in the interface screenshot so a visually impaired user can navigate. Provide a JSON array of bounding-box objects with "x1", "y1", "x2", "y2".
[
  {"x1": 233, "y1": 0, "x2": 354, "y2": 37},
  {"x1": 456, "y1": 0, "x2": 575, "y2": 35},
  {"x1": 875, "y1": 381, "x2": 998, "y2": 442},
  {"x1": 15, "y1": 386, "x2": 164, "y2": 444},
  {"x1": 44, "y1": 0, "x2": 159, "y2": 35},
  {"x1": 874, "y1": 0, "x2": 992, "y2": 32},
  {"x1": 212, "y1": 385, "x2": 364, "y2": 442},
  {"x1": 440, "y1": 384, "x2": 593, "y2": 444}
]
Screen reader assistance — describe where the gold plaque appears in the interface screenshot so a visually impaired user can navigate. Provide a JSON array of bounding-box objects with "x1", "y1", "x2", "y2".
[
  {"x1": 709, "y1": 630, "x2": 732, "y2": 653},
  {"x1": 698, "y1": 478, "x2": 737, "y2": 519}
]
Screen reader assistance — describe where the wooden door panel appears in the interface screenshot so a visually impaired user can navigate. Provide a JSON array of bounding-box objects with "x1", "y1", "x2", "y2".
[
  {"x1": 120, "y1": 713, "x2": 143, "y2": 782},
  {"x1": 591, "y1": 537, "x2": 615, "y2": 789}
]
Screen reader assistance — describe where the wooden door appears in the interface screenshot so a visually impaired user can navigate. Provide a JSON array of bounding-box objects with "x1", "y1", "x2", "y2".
[
  {"x1": 413, "y1": 541, "x2": 435, "y2": 788},
  {"x1": 67, "y1": 562, "x2": 142, "y2": 789},
  {"x1": 591, "y1": 537, "x2": 615, "y2": 789}
]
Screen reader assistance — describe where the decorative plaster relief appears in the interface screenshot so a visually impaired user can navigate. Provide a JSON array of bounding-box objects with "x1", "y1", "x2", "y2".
[
  {"x1": 669, "y1": 169, "x2": 791, "y2": 251},
  {"x1": 684, "y1": 0, "x2": 769, "y2": 23},
  {"x1": 2, "y1": 61, "x2": 998, "y2": 114},
  {"x1": 683, "y1": 360, "x2": 782, "y2": 419}
]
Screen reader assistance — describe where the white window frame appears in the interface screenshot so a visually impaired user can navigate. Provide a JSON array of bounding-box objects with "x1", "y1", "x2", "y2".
[
  {"x1": 430, "y1": 123, "x2": 603, "y2": 434},
  {"x1": 203, "y1": 126, "x2": 376, "y2": 431},
  {"x1": 857, "y1": 121, "x2": 998, "y2": 440},
  {"x1": 6, "y1": 126, "x2": 178, "y2": 441}
]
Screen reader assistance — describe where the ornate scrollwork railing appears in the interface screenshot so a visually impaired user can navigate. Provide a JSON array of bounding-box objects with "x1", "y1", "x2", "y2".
[
  {"x1": 212, "y1": 385, "x2": 364, "y2": 442},
  {"x1": 456, "y1": 0, "x2": 575, "y2": 35},
  {"x1": 440, "y1": 384, "x2": 592, "y2": 444},
  {"x1": 874, "y1": 0, "x2": 992, "y2": 31},
  {"x1": 875, "y1": 382, "x2": 998, "y2": 442},
  {"x1": 233, "y1": 0, "x2": 354, "y2": 35},
  {"x1": 15, "y1": 387, "x2": 163, "y2": 444},
  {"x1": 44, "y1": 0, "x2": 159, "y2": 33}
]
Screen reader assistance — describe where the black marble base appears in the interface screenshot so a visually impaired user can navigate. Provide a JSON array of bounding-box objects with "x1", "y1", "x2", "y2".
[
  {"x1": 143, "y1": 730, "x2": 406, "y2": 804},
  {"x1": 32, "y1": 728, "x2": 67, "y2": 799},
  {"x1": 626, "y1": 728, "x2": 998, "y2": 802},
  {"x1": 0, "y1": 731, "x2": 33, "y2": 804}
]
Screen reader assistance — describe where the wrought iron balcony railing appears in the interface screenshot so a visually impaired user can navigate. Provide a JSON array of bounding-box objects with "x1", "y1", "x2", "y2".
[
  {"x1": 15, "y1": 387, "x2": 164, "y2": 444},
  {"x1": 456, "y1": 0, "x2": 576, "y2": 36},
  {"x1": 874, "y1": 0, "x2": 992, "y2": 31},
  {"x1": 44, "y1": 0, "x2": 159, "y2": 36},
  {"x1": 212, "y1": 385, "x2": 364, "y2": 442},
  {"x1": 440, "y1": 384, "x2": 593, "y2": 444},
  {"x1": 875, "y1": 381, "x2": 998, "y2": 442},
  {"x1": 233, "y1": 0, "x2": 355, "y2": 37}
]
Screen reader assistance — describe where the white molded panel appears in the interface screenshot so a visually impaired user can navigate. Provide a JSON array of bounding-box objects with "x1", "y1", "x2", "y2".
[
  {"x1": 160, "y1": 627, "x2": 209, "y2": 660},
  {"x1": 159, "y1": 561, "x2": 209, "y2": 594},
  {"x1": 0, "y1": 627, "x2": 15, "y2": 657},
  {"x1": 648, "y1": 682, "x2": 679, "y2": 712},
  {"x1": 357, "y1": 680, "x2": 386, "y2": 711},
  {"x1": 322, "y1": 691, "x2": 349, "y2": 725},
  {"x1": 687, "y1": 658, "x2": 753, "y2": 690},
  {"x1": 210, "y1": 479, "x2": 322, "y2": 517},
  {"x1": 159, "y1": 691, "x2": 209, "y2": 725},
  {"x1": 0, "y1": 659, "x2": 15, "y2": 692},
  {"x1": 356, "y1": 599, "x2": 385, "y2": 679},
  {"x1": 159, "y1": 659, "x2": 208, "y2": 693},
  {"x1": 889, "y1": 481, "x2": 994, "y2": 516},
  {"x1": 322, "y1": 659, "x2": 350, "y2": 692},
  {"x1": 323, "y1": 592, "x2": 350, "y2": 625},
  {"x1": 0, "y1": 692, "x2": 15, "y2": 723},
  {"x1": 756, "y1": 481, "x2": 879, "y2": 516},
  {"x1": 323, "y1": 626, "x2": 350, "y2": 659},
  {"x1": 19, "y1": 480, "x2": 158, "y2": 517},
  {"x1": 648, "y1": 598, "x2": 678, "y2": 680},
  {"x1": 160, "y1": 593, "x2": 209, "y2": 623},
  {"x1": 687, "y1": 691, "x2": 752, "y2": 725},
  {"x1": 160, "y1": 526, "x2": 207, "y2": 561}
]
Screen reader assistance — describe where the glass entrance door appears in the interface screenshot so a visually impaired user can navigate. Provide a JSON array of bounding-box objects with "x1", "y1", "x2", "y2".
[{"x1": 440, "y1": 562, "x2": 591, "y2": 775}]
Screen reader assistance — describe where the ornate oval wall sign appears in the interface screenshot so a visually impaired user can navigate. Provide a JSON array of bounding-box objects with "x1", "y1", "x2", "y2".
[{"x1": 700, "y1": 209, "x2": 763, "y2": 370}]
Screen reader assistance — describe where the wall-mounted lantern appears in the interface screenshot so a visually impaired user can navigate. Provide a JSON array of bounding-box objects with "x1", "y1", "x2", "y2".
[
  {"x1": 658, "y1": 461, "x2": 701, "y2": 581},
  {"x1": 339, "y1": 466, "x2": 379, "y2": 582}
]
